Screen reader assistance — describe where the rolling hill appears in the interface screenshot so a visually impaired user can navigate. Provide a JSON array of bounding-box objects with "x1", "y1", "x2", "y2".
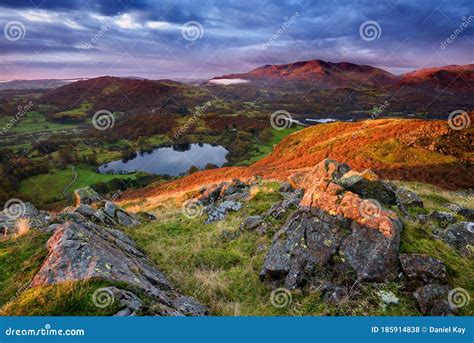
[{"x1": 40, "y1": 76, "x2": 212, "y2": 118}]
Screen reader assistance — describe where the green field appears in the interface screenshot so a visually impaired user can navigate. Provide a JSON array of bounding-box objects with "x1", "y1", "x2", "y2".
[
  {"x1": 238, "y1": 126, "x2": 303, "y2": 165},
  {"x1": 0, "y1": 111, "x2": 78, "y2": 135},
  {"x1": 20, "y1": 166, "x2": 138, "y2": 205}
]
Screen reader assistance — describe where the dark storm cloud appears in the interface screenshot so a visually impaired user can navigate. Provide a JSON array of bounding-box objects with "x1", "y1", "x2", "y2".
[{"x1": 0, "y1": 0, "x2": 472, "y2": 80}]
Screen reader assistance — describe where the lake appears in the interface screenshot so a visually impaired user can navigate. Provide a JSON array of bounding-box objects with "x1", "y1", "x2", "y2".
[{"x1": 98, "y1": 143, "x2": 228, "y2": 176}]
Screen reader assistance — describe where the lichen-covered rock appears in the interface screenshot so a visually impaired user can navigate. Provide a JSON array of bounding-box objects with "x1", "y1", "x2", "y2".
[
  {"x1": 413, "y1": 284, "x2": 453, "y2": 315},
  {"x1": 441, "y1": 222, "x2": 474, "y2": 256},
  {"x1": 341, "y1": 220, "x2": 402, "y2": 282},
  {"x1": 399, "y1": 253, "x2": 448, "y2": 284},
  {"x1": 205, "y1": 201, "x2": 242, "y2": 223},
  {"x1": 264, "y1": 189, "x2": 303, "y2": 219},
  {"x1": 32, "y1": 220, "x2": 207, "y2": 316},
  {"x1": 74, "y1": 187, "x2": 102, "y2": 206}
]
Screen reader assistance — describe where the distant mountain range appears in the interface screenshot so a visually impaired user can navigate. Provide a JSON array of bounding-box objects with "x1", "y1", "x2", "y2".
[
  {"x1": 209, "y1": 59, "x2": 474, "y2": 90},
  {"x1": 0, "y1": 78, "x2": 85, "y2": 90},
  {"x1": 3, "y1": 59, "x2": 472, "y2": 119}
]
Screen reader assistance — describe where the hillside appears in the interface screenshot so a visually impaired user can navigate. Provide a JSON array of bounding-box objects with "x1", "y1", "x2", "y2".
[
  {"x1": 40, "y1": 76, "x2": 212, "y2": 119},
  {"x1": 122, "y1": 117, "x2": 473, "y2": 204},
  {"x1": 399, "y1": 64, "x2": 474, "y2": 90}
]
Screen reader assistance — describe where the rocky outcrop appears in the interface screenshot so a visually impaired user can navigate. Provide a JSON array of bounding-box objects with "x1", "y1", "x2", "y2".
[
  {"x1": 32, "y1": 220, "x2": 207, "y2": 315},
  {"x1": 261, "y1": 159, "x2": 404, "y2": 289}
]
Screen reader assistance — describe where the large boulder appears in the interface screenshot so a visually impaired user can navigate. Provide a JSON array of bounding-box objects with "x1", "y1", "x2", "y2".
[
  {"x1": 261, "y1": 159, "x2": 404, "y2": 288},
  {"x1": 32, "y1": 220, "x2": 207, "y2": 316},
  {"x1": 399, "y1": 253, "x2": 448, "y2": 284}
]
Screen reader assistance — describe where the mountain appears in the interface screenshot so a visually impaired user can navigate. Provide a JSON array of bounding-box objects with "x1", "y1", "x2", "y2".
[
  {"x1": 41, "y1": 76, "x2": 212, "y2": 117},
  {"x1": 210, "y1": 59, "x2": 400, "y2": 88},
  {"x1": 398, "y1": 64, "x2": 474, "y2": 90}
]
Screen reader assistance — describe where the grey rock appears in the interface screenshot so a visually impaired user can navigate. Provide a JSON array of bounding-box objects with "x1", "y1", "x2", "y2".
[
  {"x1": 205, "y1": 201, "x2": 242, "y2": 223},
  {"x1": 413, "y1": 284, "x2": 453, "y2": 314},
  {"x1": 458, "y1": 208, "x2": 474, "y2": 221},
  {"x1": 396, "y1": 188, "x2": 423, "y2": 208},
  {"x1": 260, "y1": 212, "x2": 343, "y2": 289},
  {"x1": 107, "y1": 287, "x2": 142, "y2": 316},
  {"x1": 419, "y1": 211, "x2": 456, "y2": 225},
  {"x1": 441, "y1": 222, "x2": 474, "y2": 256},
  {"x1": 323, "y1": 287, "x2": 348, "y2": 306},
  {"x1": 264, "y1": 190, "x2": 302, "y2": 219},
  {"x1": 74, "y1": 187, "x2": 102, "y2": 205},
  {"x1": 341, "y1": 220, "x2": 402, "y2": 282},
  {"x1": 399, "y1": 253, "x2": 448, "y2": 284},
  {"x1": 336, "y1": 173, "x2": 397, "y2": 205},
  {"x1": 137, "y1": 212, "x2": 157, "y2": 221},
  {"x1": 240, "y1": 215, "x2": 263, "y2": 231},
  {"x1": 279, "y1": 182, "x2": 294, "y2": 193},
  {"x1": 429, "y1": 299, "x2": 455, "y2": 316}
]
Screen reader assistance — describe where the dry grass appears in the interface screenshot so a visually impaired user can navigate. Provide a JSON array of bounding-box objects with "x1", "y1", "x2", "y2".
[{"x1": 14, "y1": 218, "x2": 31, "y2": 238}]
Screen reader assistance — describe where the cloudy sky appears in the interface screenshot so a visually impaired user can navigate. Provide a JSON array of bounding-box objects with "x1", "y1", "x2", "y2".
[{"x1": 0, "y1": 0, "x2": 473, "y2": 81}]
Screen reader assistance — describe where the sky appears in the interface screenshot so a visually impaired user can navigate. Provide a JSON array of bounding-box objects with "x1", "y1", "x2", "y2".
[{"x1": 0, "y1": 0, "x2": 473, "y2": 81}]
